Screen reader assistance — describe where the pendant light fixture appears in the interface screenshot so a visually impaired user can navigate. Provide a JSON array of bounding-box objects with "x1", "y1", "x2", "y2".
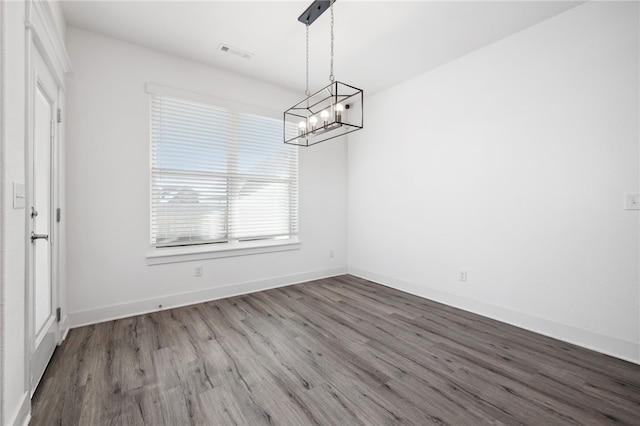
[{"x1": 284, "y1": 0, "x2": 363, "y2": 147}]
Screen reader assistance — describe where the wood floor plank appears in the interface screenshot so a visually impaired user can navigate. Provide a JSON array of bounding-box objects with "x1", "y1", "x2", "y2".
[
  {"x1": 198, "y1": 383, "x2": 253, "y2": 426},
  {"x1": 31, "y1": 275, "x2": 640, "y2": 425}
]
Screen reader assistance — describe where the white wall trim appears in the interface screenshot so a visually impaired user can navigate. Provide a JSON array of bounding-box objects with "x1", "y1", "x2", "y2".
[
  {"x1": 348, "y1": 267, "x2": 640, "y2": 365},
  {"x1": 7, "y1": 390, "x2": 30, "y2": 426},
  {"x1": 25, "y1": 0, "x2": 71, "y2": 90},
  {"x1": 0, "y1": 0, "x2": 5, "y2": 422},
  {"x1": 69, "y1": 267, "x2": 347, "y2": 328},
  {"x1": 147, "y1": 240, "x2": 301, "y2": 265}
]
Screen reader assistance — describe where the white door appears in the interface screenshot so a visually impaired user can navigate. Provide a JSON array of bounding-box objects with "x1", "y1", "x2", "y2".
[{"x1": 28, "y1": 46, "x2": 59, "y2": 395}]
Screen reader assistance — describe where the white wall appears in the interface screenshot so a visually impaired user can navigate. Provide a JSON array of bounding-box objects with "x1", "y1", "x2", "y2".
[
  {"x1": 65, "y1": 27, "x2": 348, "y2": 325},
  {"x1": 2, "y1": 1, "x2": 29, "y2": 423},
  {"x1": 348, "y1": 1, "x2": 640, "y2": 363}
]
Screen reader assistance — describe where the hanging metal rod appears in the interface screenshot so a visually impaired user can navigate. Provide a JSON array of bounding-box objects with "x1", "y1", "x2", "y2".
[{"x1": 298, "y1": 0, "x2": 336, "y2": 25}]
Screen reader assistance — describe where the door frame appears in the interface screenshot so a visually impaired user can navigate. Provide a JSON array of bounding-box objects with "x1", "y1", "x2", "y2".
[
  {"x1": 0, "y1": 0, "x2": 5, "y2": 420},
  {"x1": 26, "y1": 42, "x2": 59, "y2": 395},
  {"x1": 23, "y1": 0, "x2": 71, "y2": 397}
]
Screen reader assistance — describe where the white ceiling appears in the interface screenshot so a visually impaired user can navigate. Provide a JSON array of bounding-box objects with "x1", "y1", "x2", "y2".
[{"x1": 61, "y1": 1, "x2": 582, "y2": 95}]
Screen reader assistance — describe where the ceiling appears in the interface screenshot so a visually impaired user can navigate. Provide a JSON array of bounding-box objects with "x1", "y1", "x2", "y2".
[{"x1": 61, "y1": 1, "x2": 582, "y2": 95}]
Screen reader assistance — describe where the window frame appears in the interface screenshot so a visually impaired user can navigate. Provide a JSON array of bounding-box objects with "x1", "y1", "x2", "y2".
[{"x1": 145, "y1": 83, "x2": 300, "y2": 265}]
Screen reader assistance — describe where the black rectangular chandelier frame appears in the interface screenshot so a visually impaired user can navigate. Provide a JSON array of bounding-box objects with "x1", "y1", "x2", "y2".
[
  {"x1": 284, "y1": 0, "x2": 364, "y2": 147},
  {"x1": 284, "y1": 81, "x2": 363, "y2": 147}
]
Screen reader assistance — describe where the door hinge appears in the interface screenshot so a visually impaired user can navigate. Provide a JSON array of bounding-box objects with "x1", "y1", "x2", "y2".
[
  {"x1": 57, "y1": 108, "x2": 62, "y2": 124},
  {"x1": 56, "y1": 307, "x2": 61, "y2": 322},
  {"x1": 56, "y1": 207, "x2": 61, "y2": 223}
]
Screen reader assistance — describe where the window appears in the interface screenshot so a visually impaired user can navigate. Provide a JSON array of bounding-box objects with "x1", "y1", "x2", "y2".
[{"x1": 150, "y1": 92, "x2": 298, "y2": 254}]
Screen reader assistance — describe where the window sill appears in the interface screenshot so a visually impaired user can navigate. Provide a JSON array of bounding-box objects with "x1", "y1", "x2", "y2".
[{"x1": 146, "y1": 239, "x2": 301, "y2": 265}]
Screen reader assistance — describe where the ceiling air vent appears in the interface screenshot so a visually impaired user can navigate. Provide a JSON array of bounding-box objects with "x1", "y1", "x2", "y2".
[{"x1": 218, "y1": 44, "x2": 252, "y2": 60}]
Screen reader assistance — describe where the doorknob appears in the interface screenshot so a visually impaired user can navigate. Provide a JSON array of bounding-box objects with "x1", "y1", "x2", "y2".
[{"x1": 30, "y1": 231, "x2": 49, "y2": 243}]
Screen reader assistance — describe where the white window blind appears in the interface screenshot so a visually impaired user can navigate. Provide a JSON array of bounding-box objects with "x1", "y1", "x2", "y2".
[{"x1": 150, "y1": 94, "x2": 298, "y2": 248}]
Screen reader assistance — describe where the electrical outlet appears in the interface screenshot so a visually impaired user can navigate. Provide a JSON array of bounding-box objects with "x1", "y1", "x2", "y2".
[
  {"x1": 194, "y1": 265, "x2": 203, "y2": 277},
  {"x1": 458, "y1": 270, "x2": 467, "y2": 282},
  {"x1": 625, "y1": 193, "x2": 640, "y2": 210}
]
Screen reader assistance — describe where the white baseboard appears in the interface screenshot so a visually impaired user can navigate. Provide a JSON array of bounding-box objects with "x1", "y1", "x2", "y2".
[
  {"x1": 69, "y1": 267, "x2": 347, "y2": 328},
  {"x1": 8, "y1": 390, "x2": 30, "y2": 426},
  {"x1": 59, "y1": 313, "x2": 70, "y2": 342},
  {"x1": 348, "y1": 267, "x2": 640, "y2": 365}
]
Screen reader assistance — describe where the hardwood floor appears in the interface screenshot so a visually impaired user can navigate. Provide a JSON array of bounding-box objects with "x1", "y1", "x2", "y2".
[{"x1": 31, "y1": 275, "x2": 640, "y2": 425}]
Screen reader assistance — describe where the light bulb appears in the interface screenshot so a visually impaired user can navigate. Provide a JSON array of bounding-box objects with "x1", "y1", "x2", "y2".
[
  {"x1": 298, "y1": 121, "x2": 306, "y2": 136},
  {"x1": 335, "y1": 103, "x2": 344, "y2": 123},
  {"x1": 321, "y1": 110, "x2": 329, "y2": 126},
  {"x1": 309, "y1": 116, "x2": 318, "y2": 132}
]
